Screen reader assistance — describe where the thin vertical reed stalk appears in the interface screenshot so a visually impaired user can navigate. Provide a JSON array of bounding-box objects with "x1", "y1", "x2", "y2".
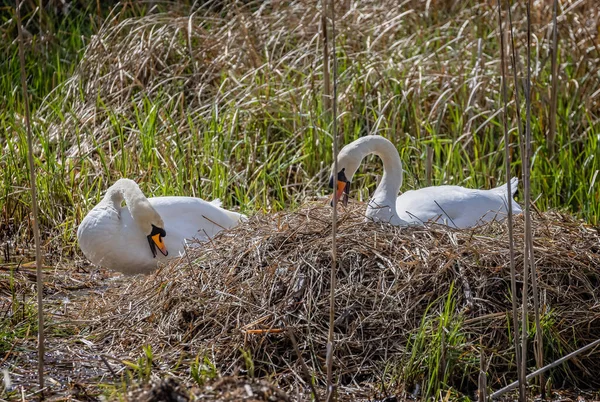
[
  {"x1": 506, "y1": 2, "x2": 527, "y2": 399},
  {"x1": 478, "y1": 340, "x2": 487, "y2": 402},
  {"x1": 15, "y1": 0, "x2": 45, "y2": 390},
  {"x1": 548, "y1": 0, "x2": 559, "y2": 154},
  {"x1": 496, "y1": 1, "x2": 522, "y2": 399},
  {"x1": 520, "y1": 37, "x2": 531, "y2": 402},
  {"x1": 525, "y1": 1, "x2": 544, "y2": 396},
  {"x1": 319, "y1": 0, "x2": 331, "y2": 166},
  {"x1": 507, "y1": 3, "x2": 524, "y2": 139},
  {"x1": 325, "y1": 0, "x2": 339, "y2": 400},
  {"x1": 321, "y1": 4, "x2": 331, "y2": 115}
]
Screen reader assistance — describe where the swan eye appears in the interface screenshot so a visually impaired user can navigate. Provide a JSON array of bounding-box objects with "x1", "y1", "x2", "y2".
[{"x1": 329, "y1": 168, "x2": 347, "y2": 189}]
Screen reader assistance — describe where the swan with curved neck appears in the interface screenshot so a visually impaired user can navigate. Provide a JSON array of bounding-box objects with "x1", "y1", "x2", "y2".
[
  {"x1": 329, "y1": 135, "x2": 522, "y2": 228},
  {"x1": 330, "y1": 135, "x2": 408, "y2": 226},
  {"x1": 77, "y1": 178, "x2": 245, "y2": 274}
]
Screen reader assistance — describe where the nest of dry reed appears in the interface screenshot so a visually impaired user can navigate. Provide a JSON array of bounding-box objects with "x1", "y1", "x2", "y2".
[{"x1": 91, "y1": 203, "x2": 600, "y2": 395}]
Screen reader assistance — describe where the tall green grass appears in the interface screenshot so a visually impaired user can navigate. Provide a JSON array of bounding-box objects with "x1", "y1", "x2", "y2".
[{"x1": 1, "y1": 0, "x2": 598, "y2": 258}]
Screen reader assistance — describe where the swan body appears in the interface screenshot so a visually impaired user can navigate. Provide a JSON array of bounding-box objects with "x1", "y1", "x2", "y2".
[
  {"x1": 330, "y1": 135, "x2": 522, "y2": 228},
  {"x1": 394, "y1": 178, "x2": 521, "y2": 227},
  {"x1": 77, "y1": 178, "x2": 245, "y2": 274}
]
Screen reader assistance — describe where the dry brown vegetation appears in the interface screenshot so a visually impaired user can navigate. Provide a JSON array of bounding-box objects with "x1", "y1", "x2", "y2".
[{"x1": 77, "y1": 203, "x2": 600, "y2": 400}]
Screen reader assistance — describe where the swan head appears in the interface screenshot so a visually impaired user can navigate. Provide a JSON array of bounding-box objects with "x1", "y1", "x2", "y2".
[
  {"x1": 328, "y1": 143, "x2": 362, "y2": 206},
  {"x1": 147, "y1": 224, "x2": 168, "y2": 258},
  {"x1": 127, "y1": 196, "x2": 168, "y2": 258}
]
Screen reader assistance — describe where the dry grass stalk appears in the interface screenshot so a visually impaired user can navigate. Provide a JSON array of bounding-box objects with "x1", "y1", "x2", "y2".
[
  {"x1": 321, "y1": 2, "x2": 331, "y2": 115},
  {"x1": 506, "y1": 3, "x2": 527, "y2": 400},
  {"x1": 284, "y1": 319, "x2": 321, "y2": 402},
  {"x1": 15, "y1": 0, "x2": 45, "y2": 390},
  {"x1": 88, "y1": 204, "x2": 600, "y2": 397},
  {"x1": 478, "y1": 342, "x2": 487, "y2": 402},
  {"x1": 548, "y1": 0, "x2": 559, "y2": 154},
  {"x1": 326, "y1": 0, "x2": 340, "y2": 399},
  {"x1": 496, "y1": 0, "x2": 522, "y2": 399},
  {"x1": 524, "y1": 1, "x2": 545, "y2": 396}
]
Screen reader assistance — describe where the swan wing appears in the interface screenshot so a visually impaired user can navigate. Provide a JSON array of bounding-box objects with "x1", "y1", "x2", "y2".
[
  {"x1": 149, "y1": 196, "x2": 244, "y2": 254},
  {"x1": 396, "y1": 185, "x2": 519, "y2": 228}
]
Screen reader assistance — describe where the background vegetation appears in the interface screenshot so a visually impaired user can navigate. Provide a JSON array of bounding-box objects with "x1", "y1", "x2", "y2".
[{"x1": 1, "y1": 0, "x2": 598, "y2": 258}]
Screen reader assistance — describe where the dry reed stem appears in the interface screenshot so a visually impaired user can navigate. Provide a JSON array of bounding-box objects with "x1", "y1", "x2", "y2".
[
  {"x1": 496, "y1": 0, "x2": 522, "y2": 398},
  {"x1": 548, "y1": 0, "x2": 559, "y2": 154},
  {"x1": 15, "y1": 0, "x2": 45, "y2": 390},
  {"x1": 524, "y1": 1, "x2": 545, "y2": 397},
  {"x1": 326, "y1": 0, "x2": 340, "y2": 399},
  {"x1": 505, "y1": 3, "x2": 527, "y2": 399},
  {"x1": 491, "y1": 337, "x2": 600, "y2": 399}
]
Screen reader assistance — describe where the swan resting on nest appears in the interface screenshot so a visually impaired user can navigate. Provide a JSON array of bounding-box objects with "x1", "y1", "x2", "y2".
[
  {"x1": 330, "y1": 135, "x2": 522, "y2": 228},
  {"x1": 77, "y1": 178, "x2": 245, "y2": 274}
]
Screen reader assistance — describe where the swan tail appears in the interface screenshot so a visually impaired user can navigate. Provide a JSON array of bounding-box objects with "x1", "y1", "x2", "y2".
[
  {"x1": 225, "y1": 209, "x2": 247, "y2": 223},
  {"x1": 209, "y1": 198, "x2": 247, "y2": 223},
  {"x1": 509, "y1": 177, "x2": 519, "y2": 196},
  {"x1": 494, "y1": 177, "x2": 519, "y2": 196},
  {"x1": 495, "y1": 177, "x2": 523, "y2": 216},
  {"x1": 511, "y1": 200, "x2": 523, "y2": 215}
]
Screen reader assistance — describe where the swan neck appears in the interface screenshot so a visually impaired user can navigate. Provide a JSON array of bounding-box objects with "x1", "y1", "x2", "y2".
[
  {"x1": 102, "y1": 180, "x2": 156, "y2": 227},
  {"x1": 103, "y1": 186, "x2": 125, "y2": 211},
  {"x1": 119, "y1": 182, "x2": 148, "y2": 212},
  {"x1": 364, "y1": 138, "x2": 403, "y2": 203}
]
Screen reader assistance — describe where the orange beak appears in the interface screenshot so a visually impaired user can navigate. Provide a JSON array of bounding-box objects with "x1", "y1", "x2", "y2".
[
  {"x1": 151, "y1": 233, "x2": 168, "y2": 257},
  {"x1": 331, "y1": 179, "x2": 350, "y2": 207}
]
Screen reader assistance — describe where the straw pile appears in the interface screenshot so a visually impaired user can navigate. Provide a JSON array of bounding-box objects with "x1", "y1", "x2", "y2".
[{"x1": 90, "y1": 203, "x2": 600, "y2": 395}]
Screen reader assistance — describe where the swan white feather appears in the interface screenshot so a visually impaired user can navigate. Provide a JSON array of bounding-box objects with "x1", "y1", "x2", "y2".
[
  {"x1": 331, "y1": 135, "x2": 522, "y2": 228},
  {"x1": 77, "y1": 178, "x2": 245, "y2": 274}
]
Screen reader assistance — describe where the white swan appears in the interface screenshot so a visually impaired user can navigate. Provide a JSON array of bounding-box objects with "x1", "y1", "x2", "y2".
[
  {"x1": 77, "y1": 178, "x2": 245, "y2": 274},
  {"x1": 330, "y1": 135, "x2": 522, "y2": 228}
]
